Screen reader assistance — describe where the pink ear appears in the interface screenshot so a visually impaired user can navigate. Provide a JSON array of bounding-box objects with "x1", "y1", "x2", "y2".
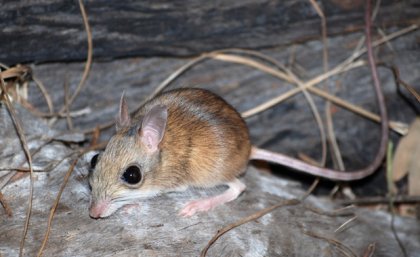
[
  {"x1": 140, "y1": 105, "x2": 168, "y2": 152},
  {"x1": 116, "y1": 92, "x2": 131, "y2": 131}
]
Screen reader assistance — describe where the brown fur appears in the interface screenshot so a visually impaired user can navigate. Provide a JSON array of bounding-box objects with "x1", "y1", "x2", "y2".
[{"x1": 134, "y1": 88, "x2": 251, "y2": 188}]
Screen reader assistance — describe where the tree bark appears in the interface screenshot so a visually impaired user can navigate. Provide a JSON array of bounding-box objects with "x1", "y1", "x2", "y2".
[{"x1": 1, "y1": 0, "x2": 418, "y2": 65}]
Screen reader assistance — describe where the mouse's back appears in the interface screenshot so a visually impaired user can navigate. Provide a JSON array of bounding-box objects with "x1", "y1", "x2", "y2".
[{"x1": 134, "y1": 88, "x2": 251, "y2": 188}]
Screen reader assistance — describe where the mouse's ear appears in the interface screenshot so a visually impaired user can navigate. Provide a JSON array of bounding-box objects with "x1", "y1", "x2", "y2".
[
  {"x1": 139, "y1": 105, "x2": 168, "y2": 152},
  {"x1": 116, "y1": 92, "x2": 131, "y2": 131}
]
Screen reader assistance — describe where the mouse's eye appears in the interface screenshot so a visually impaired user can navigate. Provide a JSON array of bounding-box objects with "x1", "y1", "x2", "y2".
[
  {"x1": 90, "y1": 154, "x2": 99, "y2": 169},
  {"x1": 122, "y1": 165, "x2": 142, "y2": 185}
]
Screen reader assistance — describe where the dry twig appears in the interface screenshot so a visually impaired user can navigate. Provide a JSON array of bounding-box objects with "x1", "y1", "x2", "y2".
[
  {"x1": 304, "y1": 204, "x2": 355, "y2": 217},
  {"x1": 50, "y1": 0, "x2": 92, "y2": 125},
  {"x1": 334, "y1": 215, "x2": 358, "y2": 234},
  {"x1": 66, "y1": 0, "x2": 93, "y2": 109},
  {"x1": 309, "y1": 0, "x2": 350, "y2": 198},
  {"x1": 0, "y1": 191, "x2": 13, "y2": 217},
  {"x1": 134, "y1": 55, "x2": 210, "y2": 114},
  {"x1": 0, "y1": 64, "x2": 54, "y2": 115},
  {"x1": 200, "y1": 198, "x2": 301, "y2": 257},
  {"x1": 0, "y1": 77, "x2": 35, "y2": 257},
  {"x1": 201, "y1": 169, "x2": 320, "y2": 256},
  {"x1": 32, "y1": 76, "x2": 54, "y2": 114},
  {"x1": 63, "y1": 79, "x2": 74, "y2": 130},
  {"x1": 0, "y1": 65, "x2": 31, "y2": 81},
  {"x1": 386, "y1": 142, "x2": 408, "y2": 257},
  {"x1": 36, "y1": 142, "x2": 107, "y2": 257},
  {"x1": 36, "y1": 158, "x2": 79, "y2": 257},
  {"x1": 0, "y1": 167, "x2": 32, "y2": 172},
  {"x1": 388, "y1": 65, "x2": 420, "y2": 103},
  {"x1": 0, "y1": 170, "x2": 17, "y2": 191},
  {"x1": 362, "y1": 243, "x2": 376, "y2": 257},
  {"x1": 309, "y1": 0, "x2": 335, "y2": 168},
  {"x1": 303, "y1": 230, "x2": 358, "y2": 257},
  {"x1": 337, "y1": 195, "x2": 420, "y2": 205}
]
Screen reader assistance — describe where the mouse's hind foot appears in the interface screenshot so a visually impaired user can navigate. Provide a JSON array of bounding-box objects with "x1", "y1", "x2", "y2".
[{"x1": 179, "y1": 179, "x2": 245, "y2": 217}]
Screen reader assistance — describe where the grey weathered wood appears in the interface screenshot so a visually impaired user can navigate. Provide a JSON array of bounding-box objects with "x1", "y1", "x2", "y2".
[
  {"x1": 1, "y1": 107, "x2": 419, "y2": 256},
  {"x1": 1, "y1": 4, "x2": 420, "y2": 254},
  {"x1": 1, "y1": 0, "x2": 419, "y2": 65}
]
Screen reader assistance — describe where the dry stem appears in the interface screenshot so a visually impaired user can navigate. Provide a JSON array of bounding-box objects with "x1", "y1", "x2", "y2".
[
  {"x1": 36, "y1": 142, "x2": 107, "y2": 257},
  {"x1": 50, "y1": 0, "x2": 93, "y2": 125},
  {"x1": 32, "y1": 76, "x2": 54, "y2": 114},
  {"x1": 0, "y1": 77, "x2": 35, "y2": 257},
  {"x1": 200, "y1": 198, "x2": 301, "y2": 257},
  {"x1": 82, "y1": 24, "x2": 416, "y2": 136},
  {"x1": 303, "y1": 230, "x2": 358, "y2": 257},
  {"x1": 201, "y1": 169, "x2": 319, "y2": 256},
  {"x1": 0, "y1": 191, "x2": 13, "y2": 217},
  {"x1": 36, "y1": 159, "x2": 78, "y2": 257}
]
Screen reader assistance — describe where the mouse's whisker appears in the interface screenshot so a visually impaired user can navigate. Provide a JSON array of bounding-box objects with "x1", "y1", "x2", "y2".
[{"x1": 113, "y1": 190, "x2": 159, "y2": 203}]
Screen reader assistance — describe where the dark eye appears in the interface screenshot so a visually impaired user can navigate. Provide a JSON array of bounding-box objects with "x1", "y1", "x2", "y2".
[
  {"x1": 90, "y1": 154, "x2": 99, "y2": 169},
  {"x1": 122, "y1": 165, "x2": 142, "y2": 184}
]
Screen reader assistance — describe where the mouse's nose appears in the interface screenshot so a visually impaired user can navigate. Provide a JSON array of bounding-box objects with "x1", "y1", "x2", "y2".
[
  {"x1": 89, "y1": 201, "x2": 108, "y2": 219},
  {"x1": 89, "y1": 206, "x2": 102, "y2": 219},
  {"x1": 89, "y1": 210, "x2": 100, "y2": 219}
]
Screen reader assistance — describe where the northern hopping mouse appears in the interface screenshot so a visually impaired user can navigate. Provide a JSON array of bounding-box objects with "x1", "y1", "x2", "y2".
[{"x1": 88, "y1": 88, "x2": 387, "y2": 218}]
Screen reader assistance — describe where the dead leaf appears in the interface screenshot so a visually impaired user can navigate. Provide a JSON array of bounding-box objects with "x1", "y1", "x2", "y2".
[{"x1": 392, "y1": 118, "x2": 420, "y2": 195}]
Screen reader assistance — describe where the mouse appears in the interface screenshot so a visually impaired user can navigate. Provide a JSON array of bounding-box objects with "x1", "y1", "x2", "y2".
[{"x1": 88, "y1": 88, "x2": 387, "y2": 218}]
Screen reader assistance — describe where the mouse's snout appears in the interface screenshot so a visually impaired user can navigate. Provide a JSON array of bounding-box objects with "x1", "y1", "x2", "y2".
[{"x1": 89, "y1": 200, "x2": 110, "y2": 219}]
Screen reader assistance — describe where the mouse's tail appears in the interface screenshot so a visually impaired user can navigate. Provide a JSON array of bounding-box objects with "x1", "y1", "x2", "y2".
[{"x1": 250, "y1": 147, "x2": 381, "y2": 181}]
